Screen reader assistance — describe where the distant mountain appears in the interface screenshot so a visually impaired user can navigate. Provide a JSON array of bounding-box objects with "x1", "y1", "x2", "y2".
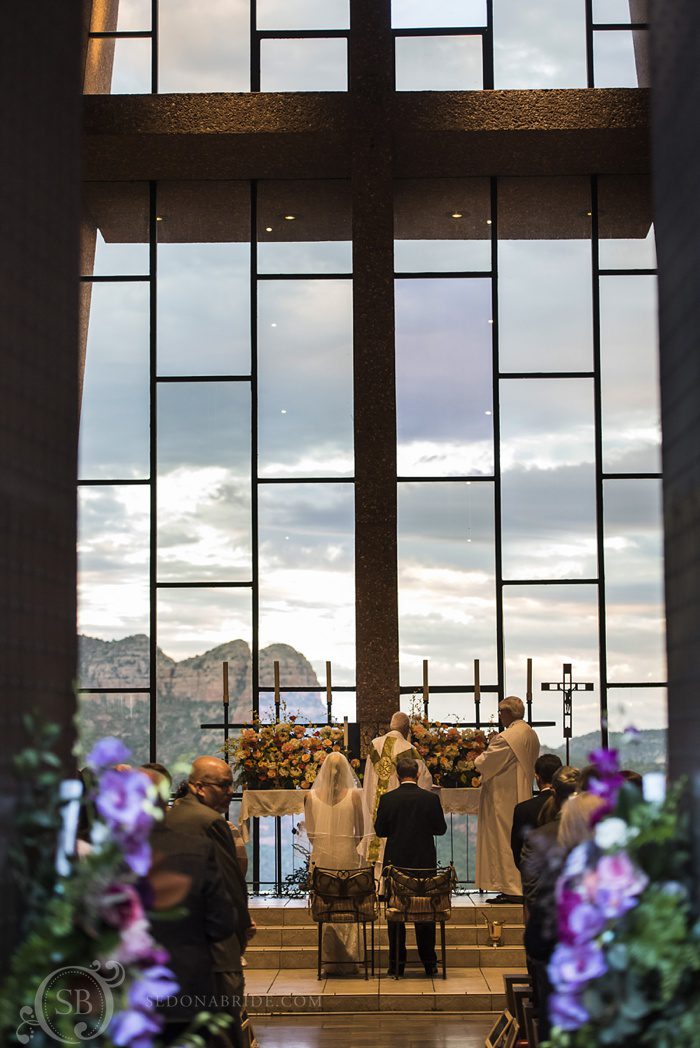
[
  {"x1": 77, "y1": 635, "x2": 326, "y2": 770},
  {"x1": 542, "y1": 728, "x2": 667, "y2": 776}
]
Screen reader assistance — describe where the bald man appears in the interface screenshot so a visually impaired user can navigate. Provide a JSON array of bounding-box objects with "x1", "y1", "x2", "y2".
[
  {"x1": 165, "y1": 756, "x2": 254, "y2": 1048},
  {"x1": 362, "y1": 711, "x2": 432, "y2": 870}
]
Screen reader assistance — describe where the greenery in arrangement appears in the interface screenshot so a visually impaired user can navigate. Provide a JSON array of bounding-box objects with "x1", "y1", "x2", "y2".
[
  {"x1": 0, "y1": 733, "x2": 230, "y2": 1048},
  {"x1": 410, "y1": 717, "x2": 490, "y2": 787},
  {"x1": 545, "y1": 749, "x2": 700, "y2": 1048},
  {"x1": 228, "y1": 717, "x2": 360, "y2": 789}
]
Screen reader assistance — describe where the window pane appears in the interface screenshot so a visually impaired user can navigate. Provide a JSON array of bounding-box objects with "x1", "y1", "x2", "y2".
[
  {"x1": 77, "y1": 694, "x2": 151, "y2": 767},
  {"x1": 91, "y1": 0, "x2": 151, "y2": 31},
  {"x1": 392, "y1": 0, "x2": 487, "y2": 28},
  {"x1": 257, "y1": 180, "x2": 352, "y2": 275},
  {"x1": 157, "y1": 383, "x2": 251, "y2": 582},
  {"x1": 503, "y1": 584, "x2": 600, "y2": 751},
  {"x1": 157, "y1": 588, "x2": 252, "y2": 767},
  {"x1": 396, "y1": 279, "x2": 493, "y2": 476},
  {"x1": 257, "y1": 0, "x2": 349, "y2": 30},
  {"x1": 159, "y1": 0, "x2": 250, "y2": 92},
  {"x1": 500, "y1": 379, "x2": 597, "y2": 579},
  {"x1": 394, "y1": 178, "x2": 492, "y2": 273},
  {"x1": 260, "y1": 38, "x2": 347, "y2": 92},
  {"x1": 604, "y1": 479, "x2": 666, "y2": 684},
  {"x1": 85, "y1": 37, "x2": 151, "y2": 94},
  {"x1": 79, "y1": 282, "x2": 150, "y2": 479},
  {"x1": 258, "y1": 280, "x2": 354, "y2": 477},
  {"x1": 78, "y1": 486, "x2": 150, "y2": 683},
  {"x1": 395, "y1": 35, "x2": 483, "y2": 90},
  {"x1": 594, "y1": 29, "x2": 645, "y2": 87},
  {"x1": 598, "y1": 175, "x2": 656, "y2": 270},
  {"x1": 498, "y1": 178, "x2": 593, "y2": 373},
  {"x1": 600, "y1": 275, "x2": 660, "y2": 473},
  {"x1": 494, "y1": 0, "x2": 587, "y2": 88},
  {"x1": 157, "y1": 182, "x2": 250, "y2": 377},
  {"x1": 592, "y1": 0, "x2": 648, "y2": 24},
  {"x1": 258, "y1": 485, "x2": 355, "y2": 687},
  {"x1": 606, "y1": 689, "x2": 667, "y2": 773},
  {"x1": 398, "y1": 482, "x2": 498, "y2": 686}
]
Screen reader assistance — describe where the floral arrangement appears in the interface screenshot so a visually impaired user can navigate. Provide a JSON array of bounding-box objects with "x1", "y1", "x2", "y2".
[
  {"x1": 0, "y1": 735, "x2": 228, "y2": 1048},
  {"x1": 0, "y1": 737, "x2": 180, "y2": 1048},
  {"x1": 228, "y1": 717, "x2": 360, "y2": 790},
  {"x1": 410, "y1": 718, "x2": 489, "y2": 787},
  {"x1": 545, "y1": 748, "x2": 700, "y2": 1047}
]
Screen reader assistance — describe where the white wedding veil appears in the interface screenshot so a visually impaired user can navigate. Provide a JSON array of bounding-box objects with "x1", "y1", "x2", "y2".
[{"x1": 304, "y1": 752, "x2": 372, "y2": 870}]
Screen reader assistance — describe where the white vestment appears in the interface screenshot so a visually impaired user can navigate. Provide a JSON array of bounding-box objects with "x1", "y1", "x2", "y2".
[
  {"x1": 362, "y1": 729, "x2": 432, "y2": 869},
  {"x1": 474, "y1": 719, "x2": 540, "y2": 896}
]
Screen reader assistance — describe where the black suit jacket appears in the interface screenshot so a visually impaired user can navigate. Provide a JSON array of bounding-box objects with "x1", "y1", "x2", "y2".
[
  {"x1": 510, "y1": 788, "x2": 553, "y2": 870},
  {"x1": 165, "y1": 793, "x2": 251, "y2": 971},
  {"x1": 149, "y1": 826, "x2": 236, "y2": 1018},
  {"x1": 374, "y1": 782, "x2": 447, "y2": 870}
]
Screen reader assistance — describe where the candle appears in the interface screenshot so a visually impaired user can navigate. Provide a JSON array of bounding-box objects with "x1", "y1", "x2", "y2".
[
  {"x1": 223, "y1": 661, "x2": 229, "y2": 706},
  {"x1": 343, "y1": 715, "x2": 349, "y2": 751}
]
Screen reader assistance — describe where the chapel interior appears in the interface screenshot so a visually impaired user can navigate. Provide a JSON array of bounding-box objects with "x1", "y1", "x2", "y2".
[{"x1": 2, "y1": 1, "x2": 700, "y2": 1046}]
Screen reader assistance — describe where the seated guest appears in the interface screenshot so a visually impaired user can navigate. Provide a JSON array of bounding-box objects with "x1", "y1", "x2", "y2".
[
  {"x1": 141, "y1": 761, "x2": 172, "y2": 789},
  {"x1": 511, "y1": 753, "x2": 563, "y2": 870},
  {"x1": 522, "y1": 786, "x2": 605, "y2": 1043},
  {"x1": 374, "y1": 755, "x2": 447, "y2": 977}
]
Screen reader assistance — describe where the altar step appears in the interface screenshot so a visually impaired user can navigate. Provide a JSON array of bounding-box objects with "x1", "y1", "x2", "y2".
[{"x1": 246, "y1": 897, "x2": 526, "y2": 972}]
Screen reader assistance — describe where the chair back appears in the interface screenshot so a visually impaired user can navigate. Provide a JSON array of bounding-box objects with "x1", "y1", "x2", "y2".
[
  {"x1": 308, "y1": 866, "x2": 378, "y2": 923},
  {"x1": 383, "y1": 864, "x2": 457, "y2": 922}
]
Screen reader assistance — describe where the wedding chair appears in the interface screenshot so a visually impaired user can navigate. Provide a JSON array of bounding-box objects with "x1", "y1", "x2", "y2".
[
  {"x1": 382, "y1": 863, "x2": 458, "y2": 979},
  {"x1": 308, "y1": 865, "x2": 379, "y2": 980}
]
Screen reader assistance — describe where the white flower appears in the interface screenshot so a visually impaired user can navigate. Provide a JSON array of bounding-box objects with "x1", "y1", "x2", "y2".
[
  {"x1": 643, "y1": 772, "x2": 666, "y2": 804},
  {"x1": 594, "y1": 817, "x2": 631, "y2": 850},
  {"x1": 563, "y1": 842, "x2": 589, "y2": 878}
]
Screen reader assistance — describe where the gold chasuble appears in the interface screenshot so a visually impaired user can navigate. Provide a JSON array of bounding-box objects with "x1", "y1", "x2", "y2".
[{"x1": 363, "y1": 730, "x2": 431, "y2": 865}]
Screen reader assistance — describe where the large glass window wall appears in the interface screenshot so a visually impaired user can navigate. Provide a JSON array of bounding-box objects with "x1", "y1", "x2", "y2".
[
  {"x1": 84, "y1": 0, "x2": 648, "y2": 94},
  {"x1": 395, "y1": 174, "x2": 665, "y2": 768}
]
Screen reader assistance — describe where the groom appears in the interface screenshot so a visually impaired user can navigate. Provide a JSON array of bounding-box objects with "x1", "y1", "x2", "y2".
[{"x1": 374, "y1": 755, "x2": 447, "y2": 976}]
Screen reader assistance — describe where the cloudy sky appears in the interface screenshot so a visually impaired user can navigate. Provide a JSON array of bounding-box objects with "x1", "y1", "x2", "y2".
[{"x1": 101, "y1": 0, "x2": 644, "y2": 94}]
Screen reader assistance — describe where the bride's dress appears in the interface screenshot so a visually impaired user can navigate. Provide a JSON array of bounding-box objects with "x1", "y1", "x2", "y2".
[{"x1": 305, "y1": 782, "x2": 370, "y2": 976}]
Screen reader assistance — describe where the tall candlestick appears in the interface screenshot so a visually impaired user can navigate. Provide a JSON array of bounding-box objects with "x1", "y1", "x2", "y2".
[
  {"x1": 422, "y1": 659, "x2": 429, "y2": 719},
  {"x1": 526, "y1": 657, "x2": 533, "y2": 723},
  {"x1": 474, "y1": 658, "x2": 481, "y2": 729},
  {"x1": 223, "y1": 661, "x2": 229, "y2": 706},
  {"x1": 326, "y1": 660, "x2": 332, "y2": 726},
  {"x1": 273, "y1": 660, "x2": 281, "y2": 722},
  {"x1": 343, "y1": 715, "x2": 349, "y2": 751}
]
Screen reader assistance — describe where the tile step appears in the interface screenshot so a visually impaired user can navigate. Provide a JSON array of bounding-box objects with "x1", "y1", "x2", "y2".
[
  {"x1": 245, "y1": 945, "x2": 525, "y2": 969},
  {"x1": 251, "y1": 925, "x2": 524, "y2": 947}
]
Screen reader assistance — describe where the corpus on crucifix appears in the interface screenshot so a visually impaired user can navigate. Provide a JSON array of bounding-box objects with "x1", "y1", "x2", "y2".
[{"x1": 541, "y1": 662, "x2": 594, "y2": 765}]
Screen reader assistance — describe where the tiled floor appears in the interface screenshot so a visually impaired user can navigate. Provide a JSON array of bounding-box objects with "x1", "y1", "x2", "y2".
[{"x1": 254, "y1": 1014, "x2": 496, "y2": 1048}]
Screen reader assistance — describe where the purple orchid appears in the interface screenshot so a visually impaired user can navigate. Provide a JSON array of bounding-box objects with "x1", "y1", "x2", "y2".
[
  {"x1": 548, "y1": 941, "x2": 607, "y2": 993},
  {"x1": 589, "y1": 748, "x2": 620, "y2": 775},
  {"x1": 558, "y1": 889, "x2": 606, "y2": 945},
  {"x1": 88, "y1": 737, "x2": 132, "y2": 770},
  {"x1": 101, "y1": 884, "x2": 145, "y2": 929},
  {"x1": 549, "y1": 991, "x2": 590, "y2": 1031},
  {"x1": 110, "y1": 1006, "x2": 163, "y2": 1048},
  {"x1": 128, "y1": 966, "x2": 179, "y2": 1011},
  {"x1": 115, "y1": 918, "x2": 169, "y2": 967}
]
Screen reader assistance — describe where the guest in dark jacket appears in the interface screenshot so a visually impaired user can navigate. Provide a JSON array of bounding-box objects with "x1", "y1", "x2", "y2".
[
  {"x1": 165, "y1": 757, "x2": 254, "y2": 1048},
  {"x1": 510, "y1": 753, "x2": 563, "y2": 870},
  {"x1": 374, "y1": 755, "x2": 447, "y2": 976},
  {"x1": 149, "y1": 826, "x2": 236, "y2": 1045}
]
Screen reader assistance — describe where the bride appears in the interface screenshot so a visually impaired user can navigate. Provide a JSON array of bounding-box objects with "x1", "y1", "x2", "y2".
[{"x1": 304, "y1": 751, "x2": 372, "y2": 975}]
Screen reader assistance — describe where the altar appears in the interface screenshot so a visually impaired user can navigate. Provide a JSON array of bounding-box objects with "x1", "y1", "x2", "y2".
[{"x1": 238, "y1": 786, "x2": 480, "y2": 843}]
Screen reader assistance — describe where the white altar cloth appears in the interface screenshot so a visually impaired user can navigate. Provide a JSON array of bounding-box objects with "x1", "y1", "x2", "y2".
[{"x1": 238, "y1": 786, "x2": 479, "y2": 842}]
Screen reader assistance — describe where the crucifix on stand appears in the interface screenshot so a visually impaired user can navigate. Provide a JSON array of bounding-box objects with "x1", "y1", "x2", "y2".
[{"x1": 541, "y1": 662, "x2": 594, "y2": 764}]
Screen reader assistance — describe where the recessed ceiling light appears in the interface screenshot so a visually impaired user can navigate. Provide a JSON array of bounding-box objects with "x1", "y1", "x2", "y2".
[
  {"x1": 485, "y1": 410, "x2": 492, "y2": 416},
  {"x1": 486, "y1": 219, "x2": 492, "y2": 225},
  {"x1": 265, "y1": 226, "x2": 273, "y2": 232},
  {"x1": 451, "y1": 211, "x2": 463, "y2": 219},
  {"x1": 156, "y1": 216, "x2": 164, "y2": 222},
  {"x1": 283, "y1": 214, "x2": 296, "y2": 221},
  {"x1": 488, "y1": 319, "x2": 494, "y2": 324}
]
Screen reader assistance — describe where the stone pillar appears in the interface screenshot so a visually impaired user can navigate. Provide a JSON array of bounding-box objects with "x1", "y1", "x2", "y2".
[
  {"x1": 350, "y1": 0, "x2": 400, "y2": 744},
  {"x1": 0, "y1": 1, "x2": 82, "y2": 967},
  {"x1": 651, "y1": 0, "x2": 700, "y2": 784}
]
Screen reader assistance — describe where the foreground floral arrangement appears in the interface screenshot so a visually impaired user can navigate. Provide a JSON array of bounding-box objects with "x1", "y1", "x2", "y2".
[
  {"x1": 229, "y1": 718, "x2": 360, "y2": 789},
  {"x1": 410, "y1": 718, "x2": 489, "y2": 787},
  {"x1": 545, "y1": 749, "x2": 700, "y2": 1047}
]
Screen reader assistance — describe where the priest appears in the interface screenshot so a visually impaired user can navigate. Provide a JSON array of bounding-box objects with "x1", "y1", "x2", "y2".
[
  {"x1": 362, "y1": 710, "x2": 432, "y2": 869},
  {"x1": 475, "y1": 696, "x2": 540, "y2": 903}
]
